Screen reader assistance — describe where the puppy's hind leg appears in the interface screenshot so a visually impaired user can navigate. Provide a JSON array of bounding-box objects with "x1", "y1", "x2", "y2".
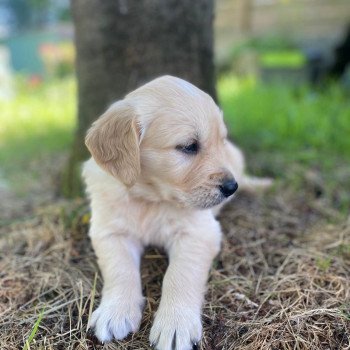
[{"x1": 88, "y1": 234, "x2": 145, "y2": 343}]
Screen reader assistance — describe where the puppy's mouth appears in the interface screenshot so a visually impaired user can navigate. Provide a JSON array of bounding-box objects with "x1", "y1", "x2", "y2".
[
  {"x1": 187, "y1": 182, "x2": 238, "y2": 209},
  {"x1": 196, "y1": 196, "x2": 225, "y2": 209},
  {"x1": 188, "y1": 189, "x2": 226, "y2": 209}
]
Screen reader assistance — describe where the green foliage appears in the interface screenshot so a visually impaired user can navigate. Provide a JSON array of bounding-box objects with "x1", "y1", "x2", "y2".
[
  {"x1": 247, "y1": 35, "x2": 298, "y2": 52},
  {"x1": 0, "y1": 77, "x2": 75, "y2": 159},
  {"x1": 22, "y1": 308, "x2": 45, "y2": 350},
  {"x1": 316, "y1": 257, "x2": 332, "y2": 272},
  {"x1": 261, "y1": 50, "x2": 306, "y2": 68},
  {"x1": 218, "y1": 35, "x2": 303, "y2": 73},
  {"x1": 219, "y1": 76, "x2": 350, "y2": 162},
  {"x1": 0, "y1": 77, "x2": 76, "y2": 191},
  {"x1": 229, "y1": 35, "x2": 298, "y2": 59}
]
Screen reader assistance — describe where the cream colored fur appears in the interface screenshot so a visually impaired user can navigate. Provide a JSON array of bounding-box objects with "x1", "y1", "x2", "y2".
[{"x1": 82, "y1": 76, "x2": 271, "y2": 350}]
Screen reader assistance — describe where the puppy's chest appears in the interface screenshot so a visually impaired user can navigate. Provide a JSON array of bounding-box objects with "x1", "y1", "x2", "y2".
[{"x1": 128, "y1": 204, "x2": 189, "y2": 246}]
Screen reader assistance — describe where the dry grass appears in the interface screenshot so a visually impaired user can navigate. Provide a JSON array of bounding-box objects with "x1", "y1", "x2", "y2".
[{"x1": 0, "y1": 183, "x2": 349, "y2": 349}]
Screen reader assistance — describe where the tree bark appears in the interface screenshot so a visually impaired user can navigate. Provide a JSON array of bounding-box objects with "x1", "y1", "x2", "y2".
[{"x1": 62, "y1": 0, "x2": 216, "y2": 197}]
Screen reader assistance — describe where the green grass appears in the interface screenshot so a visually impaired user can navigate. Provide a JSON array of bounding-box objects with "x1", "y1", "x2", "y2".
[
  {"x1": 260, "y1": 50, "x2": 306, "y2": 68},
  {"x1": 219, "y1": 76, "x2": 350, "y2": 163},
  {"x1": 0, "y1": 77, "x2": 75, "y2": 164},
  {"x1": 22, "y1": 308, "x2": 45, "y2": 350},
  {"x1": 0, "y1": 77, "x2": 76, "y2": 191},
  {"x1": 219, "y1": 36, "x2": 304, "y2": 72}
]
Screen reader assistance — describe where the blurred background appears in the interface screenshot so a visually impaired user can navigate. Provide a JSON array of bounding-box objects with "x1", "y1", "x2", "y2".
[{"x1": 0, "y1": 0, "x2": 349, "y2": 222}]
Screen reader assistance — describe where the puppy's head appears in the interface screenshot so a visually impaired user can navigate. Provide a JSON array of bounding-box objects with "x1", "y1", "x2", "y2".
[{"x1": 85, "y1": 75, "x2": 238, "y2": 209}]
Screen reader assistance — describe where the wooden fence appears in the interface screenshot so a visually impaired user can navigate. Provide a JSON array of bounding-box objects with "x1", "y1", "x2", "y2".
[{"x1": 215, "y1": 0, "x2": 350, "y2": 58}]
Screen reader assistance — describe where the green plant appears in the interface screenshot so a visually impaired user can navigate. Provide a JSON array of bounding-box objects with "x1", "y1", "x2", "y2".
[
  {"x1": 22, "y1": 308, "x2": 45, "y2": 350},
  {"x1": 260, "y1": 50, "x2": 306, "y2": 68},
  {"x1": 0, "y1": 77, "x2": 76, "y2": 193},
  {"x1": 219, "y1": 76, "x2": 350, "y2": 161}
]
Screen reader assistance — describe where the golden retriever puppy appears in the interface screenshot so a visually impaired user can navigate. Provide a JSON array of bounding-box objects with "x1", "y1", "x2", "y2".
[{"x1": 82, "y1": 75, "x2": 271, "y2": 350}]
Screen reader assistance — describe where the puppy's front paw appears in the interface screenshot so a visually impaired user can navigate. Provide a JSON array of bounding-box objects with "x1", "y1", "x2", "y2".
[
  {"x1": 150, "y1": 307, "x2": 202, "y2": 350},
  {"x1": 88, "y1": 295, "x2": 145, "y2": 343}
]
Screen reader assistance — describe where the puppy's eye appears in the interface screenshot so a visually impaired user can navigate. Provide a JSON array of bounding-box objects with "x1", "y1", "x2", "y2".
[{"x1": 176, "y1": 141, "x2": 199, "y2": 155}]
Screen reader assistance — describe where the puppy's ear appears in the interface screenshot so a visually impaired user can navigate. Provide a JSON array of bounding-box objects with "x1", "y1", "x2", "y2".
[{"x1": 85, "y1": 101, "x2": 140, "y2": 187}]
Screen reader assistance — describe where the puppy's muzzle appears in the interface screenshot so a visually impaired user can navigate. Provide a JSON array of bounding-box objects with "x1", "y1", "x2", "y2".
[{"x1": 219, "y1": 178, "x2": 238, "y2": 198}]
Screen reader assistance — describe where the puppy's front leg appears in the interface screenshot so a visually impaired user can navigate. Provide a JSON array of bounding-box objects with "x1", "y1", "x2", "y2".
[
  {"x1": 89, "y1": 234, "x2": 145, "y2": 343},
  {"x1": 150, "y1": 229, "x2": 221, "y2": 350}
]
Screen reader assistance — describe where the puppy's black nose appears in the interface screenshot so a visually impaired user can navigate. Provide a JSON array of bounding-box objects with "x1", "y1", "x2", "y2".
[{"x1": 219, "y1": 179, "x2": 238, "y2": 198}]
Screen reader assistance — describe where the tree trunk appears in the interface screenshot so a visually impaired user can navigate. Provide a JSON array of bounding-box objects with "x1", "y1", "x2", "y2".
[{"x1": 62, "y1": 0, "x2": 216, "y2": 197}]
